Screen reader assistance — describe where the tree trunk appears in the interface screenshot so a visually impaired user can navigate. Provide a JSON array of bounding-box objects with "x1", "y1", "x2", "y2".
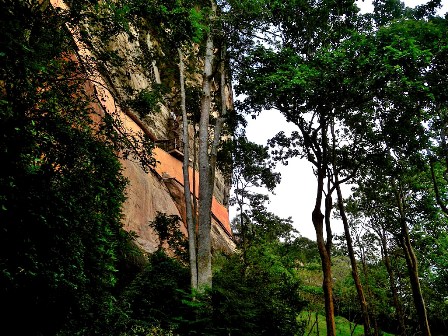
[
  {"x1": 209, "y1": 46, "x2": 227, "y2": 173},
  {"x1": 401, "y1": 231, "x2": 431, "y2": 336},
  {"x1": 313, "y1": 165, "x2": 336, "y2": 335},
  {"x1": 314, "y1": 208, "x2": 336, "y2": 336},
  {"x1": 178, "y1": 48, "x2": 198, "y2": 290},
  {"x1": 335, "y1": 181, "x2": 372, "y2": 336},
  {"x1": 373, "y1": 319, "x2": 379, "y2": 336},
  {"x1": 197, "y1": 1, "x2": 217, "y2": 289},
  {"x1": 430, "y1": 161, "x2": 448, "y2": 216},
  {"x1": 394, "y1": 184, "x2": 431, "y2": 336},
  {"x1": 197, "y1": 27, "x2": 214, "y2": 289},
  {"x1": 378, "y1": 226, "x2": 407, "y2": 336},
  {"x1": 325, "y1": 180, "x2": 333, "y2": 253},
  {"x1": 311, "y1": 118, "x2": 336, "y2": 336}
]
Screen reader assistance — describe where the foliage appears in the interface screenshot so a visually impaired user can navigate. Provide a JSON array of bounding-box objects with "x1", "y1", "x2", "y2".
[
  {"x1": 129, "y1": 84, "x2": 166, "y2": 118},
  {"x1": 221, "y1": 181, "x2": 307, "y2": 335},
  {"x1": 116, "y1": 239, "x2": 307, "y2": 336},
  {"x1": 235, "y1": 0, "x2": 448, "y2": 334},
  {"x1": 211, "y1": 244, "x2": 306, "y2": 336},
  {"x1": 0, "y1": 1, "x2": 153, "y2": 334},
  {"x1": 4, "y1": 0, "x2": 448, "y2": 335},
  {"x1": 299, "y1": 312, "x2": 396, "y2": 336},
  {"x1": 149, "y1": 212, "x2": 189, "y2": 262},
  {"x1": 119, "y1": 250, "x2": 190, "y2": 333},
  {"x1": 232, "y1": 135, "x2": 280, "y2": 191},
  {"x1": 128, "y1": 0, "x2": 209, "y2": 47}
]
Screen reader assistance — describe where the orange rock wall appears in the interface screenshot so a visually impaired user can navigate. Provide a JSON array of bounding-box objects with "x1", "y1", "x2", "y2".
[
  {"x1": 121, "y1": 153, "x2": 234, "y2": 254},
  {"x1": 152, "y1": 148, "x2": 232, "y2": 236}
]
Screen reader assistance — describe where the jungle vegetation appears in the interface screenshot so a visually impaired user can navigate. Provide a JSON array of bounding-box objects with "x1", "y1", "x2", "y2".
[{"x1": 1, "y1": 0, "x2": 448, "y2": 335}]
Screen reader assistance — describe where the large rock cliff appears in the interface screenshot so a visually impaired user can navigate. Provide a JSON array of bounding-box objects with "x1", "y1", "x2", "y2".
[{"x1": 51, "y1": 0, "x2": 235, "y2": 255}]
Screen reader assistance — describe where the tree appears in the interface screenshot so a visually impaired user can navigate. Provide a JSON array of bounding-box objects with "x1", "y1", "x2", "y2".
[
  {"x1": 175, "y1": 0, "x2": 231, "y2": 290},
  {"x1": 229, "y1": 134, "x2": 280, "y2": 253},
  {"x1": 88, "y1": 0, "x2": 231, "y2": 291},
  {"x1": 178, "y1": 46, "x2": 199, "y2": 289},
  {"x1": 175, "y1": 0, "x2": 275, "y2": 291},
  {"x1": 235, "y1": 1, "x2": 361, "y2": 333},
  {"x1": 341, "y1": 15, "x2": 448, "y2": 335}
]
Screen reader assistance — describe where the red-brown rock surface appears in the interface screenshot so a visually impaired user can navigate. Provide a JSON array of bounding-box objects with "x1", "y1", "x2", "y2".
[
  {"x1": 51, "y1": 0, "x2": 235, "y2": 256},
  {"x1": 121, "y1": 150, "x2": 235, "y2": 255}
]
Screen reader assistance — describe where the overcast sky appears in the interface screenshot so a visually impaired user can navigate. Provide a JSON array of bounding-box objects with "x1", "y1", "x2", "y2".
[{"x1": 229, "y1": 0, "x2": 448, "y2": 241}]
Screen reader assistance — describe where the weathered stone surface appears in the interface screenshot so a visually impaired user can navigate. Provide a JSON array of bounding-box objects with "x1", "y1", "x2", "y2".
[
  {"x1": 50, "y1": 0, "x2": 235, "y2": 256},
  {"x1": 121, "y1": 156, "x2": 235, "y2": 254},
  {"x1": 211, "y1": 219, "x2": 236, "y2": 255},
  {"x1": 121, "y1": 159, "x2": 184, "y2": 253},
  {"x1": 104, "y1": 27, "x2": 171, "y2": 141},
  {"x1": 163, "y1": 177, "x2": 189, "y2": 226},
  {"x1": 164, "y1": 176, "x2": 235, "y2": 254}
]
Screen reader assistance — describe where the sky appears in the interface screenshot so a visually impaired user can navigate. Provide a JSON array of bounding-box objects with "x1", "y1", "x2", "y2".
[{"x1": 229, "y1": 0, "x2": 448, "y2": 241}]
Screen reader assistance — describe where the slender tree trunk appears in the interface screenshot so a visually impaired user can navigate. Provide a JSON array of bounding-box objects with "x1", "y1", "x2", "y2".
[
  {"x1": 430, "y1": 161, "x2": 448, "y2": 216},
  {"x1": 207, "y1": 45, "x2": 228, "y2": 252},
  {"x1": 394, "y1": 184, "x2": 431, "y2": 336},
  {"x1": 357, "y1": 238, "x2": 381, "y2": 336},
  {"x1": 237, "y1": 180, "x2": 248, "y2": 264},
  {"x1": 209, "y1": 46, "x2": 227, "y2": 173},
  {"x1": 193, "y1": 124, "x2": 198, "y2": 226},
  {"x1": 197, "y1": 0, "x2": 217, "y2": 289},
  {"x1": 373, "y1": 319, "x2": 379, "y2": 336},
  {"x1": 314, "y1": 205, "x2": 336, "y2": 336},
  {"x1": 378, "y1": 226, "x2": 407, "y2": 336},
  {"x1": 325, "y1": 179, "x2": 333, "y2": 253},
  {"x1": 312, "y1": 119, "x2": 336, "y2": 336},
  {"x1": 335, "y1": 181, "x2": 372, "y2": 335},
  {"x1": 178, "y1": 48, "x2": 198, "y2": 290},
  {"x1": 197, "y1": 28, "x2": 214, "y2": 289},
  {"x1": 328, "y1": 120, "x2": 371, "y2": 334},
  {"x1": 400, "y1": 231, "x2": 431, "y2": 336}
]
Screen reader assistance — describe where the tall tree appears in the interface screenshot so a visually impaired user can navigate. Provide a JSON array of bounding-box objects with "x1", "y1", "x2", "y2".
[
  {"x1": 101, "y1": 0, "x2": 232, "y2": 291},
  {"x1": 327, "y1": 7, "x2": 448, "y2": 333},
  {"x1": 236, "y1": 1, "x2": 361, "y2": 333},
  {"x1": 178, "y1": 47, "x2": 198, "y2": 289},
  {"x1": 180, "y1": 0, "x2": 230, "y2": 290}
]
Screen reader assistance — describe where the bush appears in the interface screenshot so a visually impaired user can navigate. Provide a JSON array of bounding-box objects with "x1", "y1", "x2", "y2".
[
  {"x1": 120, "y1": 250, "x2": 190, "y2": 332},
  {"x1": 210, "y1": 246, "x2": 306, "y2": 336}
]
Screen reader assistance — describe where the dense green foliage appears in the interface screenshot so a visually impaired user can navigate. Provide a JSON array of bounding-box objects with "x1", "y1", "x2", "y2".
[
  {"x1": 212, "y1": 248, "x2": 305, "y2": 335},
  {"x1": 0, "y1": 1, "x2": 306, "y2": 335},
  {"x1": 119, "y1": 250, "x2": 191, "y2": 334},
  {"x1": 112, "y1": 203, "x2": 308, "y2": 335},
  {"x1": 299, "y1": 312, "x2": 396, "y2": 336},
  {"x1": 3, "y1": 0, "x2": 448, "y2": 335},
  {"x1": 0, "y1": 1, "x2": 147, "y2": 334},
  {"x1": 233, "y1": 0, "x2": 448, "y2": 335},
  {"x1": 117, "y1": 244, "x2": 306, "y2": 336}
]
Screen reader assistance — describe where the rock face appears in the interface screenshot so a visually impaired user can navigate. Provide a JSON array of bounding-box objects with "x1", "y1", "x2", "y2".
[
  {"x1": 50, "y1": 0, "x2": 235, "y2": 255},
  {"x1": 120, "y1": 159, "x2": 183, "y2": 253},
  {"x1": 110, "y1": 41, "x2": 235, "y2": 254},
  {"x1": 121, "y1": 149, "x2": 235, "y2": 255}
]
